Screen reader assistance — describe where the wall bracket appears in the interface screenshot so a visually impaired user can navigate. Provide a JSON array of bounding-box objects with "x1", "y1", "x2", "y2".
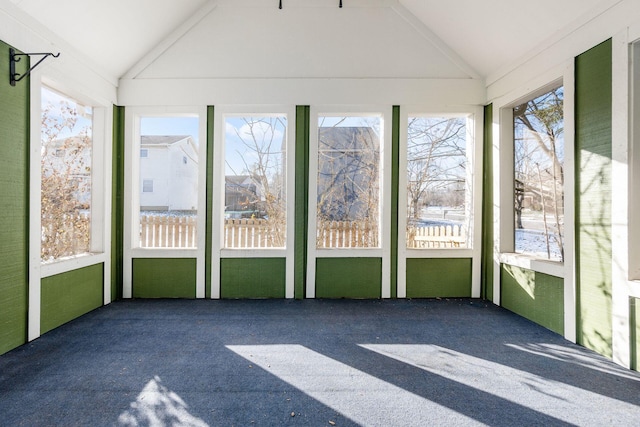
[{"x1": 9, "y1": 48, "x2": 60, "y2": 86}]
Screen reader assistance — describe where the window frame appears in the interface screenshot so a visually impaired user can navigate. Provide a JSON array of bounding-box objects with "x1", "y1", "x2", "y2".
[
  {"x1": 123, "y1": 106, "x2": 208, "y2": 298},
  {"x1": 397, "y1": 106, "x2": 483, "y2": 298},
  {"x1": 511, "y1": 85, "x2": 566, "y2": 263},
  {"x1": 306, "y1": 105, "x2": 392, "y2": 298},
  {"x1": 492, "y1": 62, "x2": 575, "y2": 339},
  {"x1": 35, "y1": 81, "x2": 110, "y2": 279},
  {"x1": 211, "y1": 105, "x2": 296, "y2": 298},
  {"x1": 497, "y1": 78, "x2": 570, "y2": 278}
]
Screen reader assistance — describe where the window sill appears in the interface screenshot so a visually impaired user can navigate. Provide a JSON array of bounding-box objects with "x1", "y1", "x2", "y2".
[
  {"x1": 315, "y1": 248, "x2": 383, "y2": 258},
  {"x1": 499, "y1": 253, "x2": 565, "y2": 278},
  {"x1": 405, "y1": 248, "x2": 473, "y2": 258},
  {"x1": 41, "y1": 252, "x2": 106, "y2": 278},
  {"x1": 221, "y1": 248, "x2": 287, "y2": 258},
  {"x1": 130, "y1": 248, "x2": 198, "y2": 258}
]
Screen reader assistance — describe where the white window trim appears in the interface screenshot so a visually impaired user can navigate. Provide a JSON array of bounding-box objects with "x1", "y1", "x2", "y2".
[
  {"x1": 306, "y1": 106, "x2": 392, "y2": 298},
  {"x1": 611, "y1": 27, "x2": 636, "y2": 368},
  {"x1": 29, "y1": 75, "x2": 112, "y2": 341},
  {"x1": 123, "y1": 106, "x2": 207, "y2": 298},
  {"x1": 212, "y1": 105, "x2": 296, "y2": 299},
  {"x1": 397, "y1": 107, "x2": 483, "y2": 298},
  {"x1": 492, "y1": 61, "x2": 575, "y2": 342}
]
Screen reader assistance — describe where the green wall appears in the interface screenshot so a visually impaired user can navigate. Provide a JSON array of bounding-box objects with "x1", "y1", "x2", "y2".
[
  {"x1": 0, "y1": 41, "x2": 29, "y2": 355},
  {"x1": 41, "y1": 264, "x2": 104, "y2": 334},
  {"x1": 294, "y1": 106, "x2": 310, "y2": 299},
  {"x1": 575, "y1": 39, "x2": 613, "y2": 357},
  {"x1": 132, "y1": 258, "x2": 196, "y2": 298},
  {"x1": 221, "y1": 258, "x2": 286, "y2": 298},
  {"x1": 501, "y1": 264, "x2": 564, "y2": 335},
  {"x1": 406, "y1": 258, "x2": 472, "y2": 298},
  {"x1": 390, "y1": 106, "x2": 400, "y2": 298},
  {"x1": 111, "y1": 106, "x2": 125, "y2": 301},
  {"x1": 315, "y1": 258, "x2": 382, "y2": 298},
  {"x1": 481, "y1": 104, "x2": 494, "y2": 301},
  {"x1": 205, "y1": 106, "x2": 214, "y2": 299},
  {"x1": 631, "y1": 298, "x2": 640, "y2": 371}
]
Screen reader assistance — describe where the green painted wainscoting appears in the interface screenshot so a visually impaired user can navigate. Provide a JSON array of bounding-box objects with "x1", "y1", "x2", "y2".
[
  {"x1": 315, "y1": 258, "x2": 382, "y2": 298},
  {"x1": 575, "y1": 39, "x2": 613, "y2": 357},
  {"x1": 41, "y1": 264, "x2": 104, "y2": 334},
  {"x1": 132, "y1": 258, "x2": 196, "y2": 298},
  {"x1": 406, "y1": 258, "x2": 472, "y2": 298},
  {"x1": 501, "y1": 264, "x2": 564, "y2": 335},
  {"x1": 220, "y1": 258, "x2": 286, "y2": 298},
  {"x1": 0, "y1": 40, "x2": 29, "y2": 355}
]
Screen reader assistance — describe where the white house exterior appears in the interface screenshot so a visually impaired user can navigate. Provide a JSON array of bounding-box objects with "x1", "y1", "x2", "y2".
[{"x1": 139, "y1": 135, "x2": 198, "y2": 211}]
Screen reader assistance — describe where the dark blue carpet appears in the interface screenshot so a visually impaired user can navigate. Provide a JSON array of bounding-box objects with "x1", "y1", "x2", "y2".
[{"x1": 1, "y1": 299, "x2": 639, "y2": 426}]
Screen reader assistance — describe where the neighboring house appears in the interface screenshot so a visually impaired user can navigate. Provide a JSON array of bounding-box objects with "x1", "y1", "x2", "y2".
[
  {"x1": 225, "y1": 175, "x2": 263, "y2": 217},
  {"x1": 140, "y1": 135, "x2": 198, "y2": 211},
  {"x1": 317, "y1": 126, "x2": 380, "y2": 221}
]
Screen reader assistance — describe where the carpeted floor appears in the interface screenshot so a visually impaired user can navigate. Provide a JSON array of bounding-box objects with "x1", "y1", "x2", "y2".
[{"x1": 1, "y1": 298, "x2": 640, "y2": 426}]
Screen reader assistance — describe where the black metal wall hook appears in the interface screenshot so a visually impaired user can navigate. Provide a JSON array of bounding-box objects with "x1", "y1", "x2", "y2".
[{"x1": 9, "y1": 48, "x2": 60, "y2": 86}]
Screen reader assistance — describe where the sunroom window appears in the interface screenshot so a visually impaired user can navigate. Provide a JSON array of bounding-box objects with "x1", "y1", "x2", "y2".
[
  {"x1": 40, "y1": 86, "x2": 93, "y2": 262},
  {"x1": 138, "y1": 116, "x2": 200, "y2": 249},
  {"x1": 406, "y1": 116, "x2": 470, "y2": 249},
  {"x1": 316, "y1": 115, "x2": 381, "y2": 249},
  {"x1": 223, "y1": 115, "x2": 288, "y2": 249},
  {"x1": 513, "y1": 86, "x2": 564, "y2": 262}
]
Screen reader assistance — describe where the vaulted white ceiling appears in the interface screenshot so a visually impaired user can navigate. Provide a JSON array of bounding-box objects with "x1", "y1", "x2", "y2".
[{"x1": 4, "y1": 0, "x2": 622, "y2": 84}]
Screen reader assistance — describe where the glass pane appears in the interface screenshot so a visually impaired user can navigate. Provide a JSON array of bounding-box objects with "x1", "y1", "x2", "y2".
[
  {"x1": 139, "y1": 117, "x2": 199, "y2": 248},
  {"x1": 224, "y1": 116, "x2": 287, "y2": 248},
  {"x1": 41, "y1": 86, "x2": 93, "y2": 262},
  {"x1": 514, "y1": 86, "x2": 564, "y2": 261},
  {"x1": 406, "y1": 117, "x2": 469, "y2": 249},
  {"x1": 316, "y1": 116, "x2": 381, "y2": 248}
]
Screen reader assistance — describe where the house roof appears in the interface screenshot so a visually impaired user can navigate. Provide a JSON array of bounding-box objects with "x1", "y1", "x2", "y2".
[
  {"x1": 225, "y1": 175, "x2": 253, "y2": 186},
  {"x1": 2, "y1": 0, "x2": 618, "y2": 87},
  {"x1": 140, "y1": 135, "x2": 192, "y2": 146}
]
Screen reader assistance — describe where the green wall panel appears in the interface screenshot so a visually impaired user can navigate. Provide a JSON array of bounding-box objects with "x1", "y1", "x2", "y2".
[
  {"x1": 111, "y1": 106, "x2": 125, "y2": 302},
  {"x1": 501, "y1": 264, "x2": 564, "y2": 335},
  {"x1": 481, "y1": 104, "x2": 494, "y2": 301},
  {"x1": 575, "y1": 39, "x2": 613, "y2": 357},
  {"x1": 132, "y1": 258, "x2": 196, "y2": 298},
  {"x1": 206, "y1": 106, "x2": 214, "y2": 299},
  {"x1": 631, "y1": 298, "x2": 640, "y2": 371},
  {"x1": 0, "y1": 41, "x2": 29, "y2": 355},
  {"x1": 220, "y1": 258, "x2": 285, "y2": 298},
  {"x1": 390, "y1": 106, "x2": 400, "y2": 298},
  {"x1": 406, "y1": 258, "x2": 472, "y2": 298},
  {"x1": 294, "y1": 106, "x2": 310, "y2": 299},
  {"x1": 316, "y1": 258, "x2": 381, "y2": 298},
  {"x1": 41, "y1": 264, "x2": 104, "y2": 334}
]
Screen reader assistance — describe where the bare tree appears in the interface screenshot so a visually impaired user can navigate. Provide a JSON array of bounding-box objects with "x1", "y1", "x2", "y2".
[
  {"x1": 225, "y1": 117, "x2": 287, "y2": 247},
  {"x1": 406, "y1": 117, "x2": 466, "y2": 223},
  {"x1": 41, "y1": 97, "x2": 92, "y2": 262},
  {"x1": 513, "y1": 86, "x2": 564, "y2": 261},
  {"x1": 313, "y1": 118, "x2": 382, "y2": 247}
]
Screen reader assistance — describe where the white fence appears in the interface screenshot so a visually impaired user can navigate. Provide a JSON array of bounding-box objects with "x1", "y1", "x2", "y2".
[
  {"x1": 139, "y1": 215, "x2": 466, "y2": 249},
  {"x1": 140, "y1": 215, "x2": 197, "y2": 248},
  {"x1": 407, "y1": 224, "x2": 466, "y2": 248}
]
